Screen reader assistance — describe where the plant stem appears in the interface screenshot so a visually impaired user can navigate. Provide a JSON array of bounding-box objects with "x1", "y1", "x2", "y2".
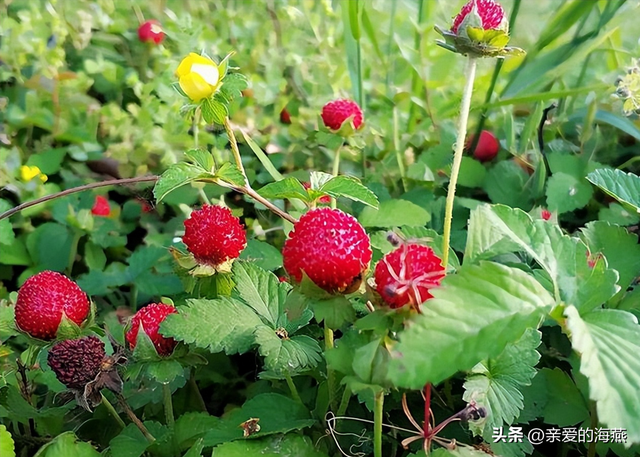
[
  {"x1": 324, "y1": 324, "x2": 336, "y2": 409},
  {"x1": 393, "y1": 106, "x2": 406, "y2": 192},
  {"x1": 223, "y1": 117, "x2": 248, "y2": 183},
  {"x1": 423, "y1": 383, "x2": 431, "y2": 440},
  {"x1": 116, "y1": 393, "x2": 155, "y2": 443},
  {"x1": 284, "y1": 372, "x2": 303, "y2": 405},
  {"x1": 193, "y1": 107, "x2": 201, "y2": 149},
  {"x1": 162, "y1": 383, "x2": 175, "y2": 427},
  {"x1": 66, "y1": 229, "x2": 82, "y2": 277},
  {"x1": 373, "y1": 390, "x2": 384, "y2": 457},
  {"x1": 336, "y1": 385, "x2": 352, "y2": 416},
  {"x1": 441, "y1": 56, "x2": 477, "y2": 269},
  {"x1": 242, "y1": 186, "x2": 298, "y2": 224},
  {"x1": 101, "y1": 394, "x2": 125, "y2": 429},
  {"x1": 189, "y1": 368, "x2": 208, "y2": 412},
  {"x1": 331, "y1": 143, "x2": 343, "y2": 209}
]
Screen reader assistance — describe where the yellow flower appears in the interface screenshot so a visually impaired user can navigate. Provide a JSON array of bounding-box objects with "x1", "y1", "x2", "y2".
[
  {"x1": 20, "y1": 165, "x2": 47, "y2": 183},
  {"x1": 176, "y1": 53, "x2": 222, "y2": 102}
]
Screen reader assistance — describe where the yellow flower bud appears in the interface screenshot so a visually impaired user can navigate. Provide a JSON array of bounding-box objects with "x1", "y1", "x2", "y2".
[
  {"x1": 20, "y1": 165, "x2": 47, "y2": 182},
  {"x1": 176, "y1": 53, "x2": 222, "y2": 102}
]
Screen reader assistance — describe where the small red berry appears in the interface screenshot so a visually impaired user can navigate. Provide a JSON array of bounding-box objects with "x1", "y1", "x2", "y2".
[
  {"x1": 541, "y1": 209, "x2": 552, "y2": 221},
  {"x1": 283, "y1": 208, "x2": 372, "y2": 294},
  {"x1": 126, "y1": 303, "x2": 178, "y2": 356},
  {"x1": 138, "y1": 20, "x2": 164, "y2": 45},
  {"x1": 91, "y1": 195, "x2": 111, "y2": 216},
  {"x1": 467, "y1": 130, "x2": 500, "y2": 162},
  {"x1": 452, "y1": 0, "x2": 506, "y2": 34},
  {"x1": 280, "y1": 107, "x2": 292, "y2": 124},
  {"x1": 48, "y1": 336, "x2": 105, "y2": 389},
  {"x1": 321, "y1": 99, "x2": 363, "y2": 131},
  {"x1": 15, "y1": 271, "x2": 90, "y2": 340},
  {"x1": 182, "y1": 205, "x2": 247, "y2": 268},
  {"x1": 302, "y1": 182, "x2": 331, "y2": 204},
  {"x1": 374, "y1": 244, "x2": 445, "y2": 309}
]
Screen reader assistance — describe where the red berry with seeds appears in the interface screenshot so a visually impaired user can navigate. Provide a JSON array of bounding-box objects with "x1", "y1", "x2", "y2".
[
  {"x1": 374, "y1": 244, "x2": 445, "y2": 309},
  {"x1": 283, "y1": 208, "x2": 372, "y2": 294},
  {"x1": 138, "y1": 20, "x2": 164, "y2": 45},
  {"x1": 91, "y1": 195, "x2": 111, "y2": 216},
  {"x1": 48, "y1": 336, "x2": 105, "y2": 389},
  {"x1": 452, "y1": 0, "x2": 507, "y2": 35},
  {"x1": 321, "y1": 99, "x2": 363, "y2": 131},
  {"x1": 126, "y1": 303, "x2": 178, "y2": 356},
  {"x1": 15, "y1": 271, "x2": 90, "y2": 340},
  {"x1": 467, "y1": 130, "x2": 500, "y2": 162},
  {"x1": 182, "y1": 205, "x2": 247, "y2": 269}
]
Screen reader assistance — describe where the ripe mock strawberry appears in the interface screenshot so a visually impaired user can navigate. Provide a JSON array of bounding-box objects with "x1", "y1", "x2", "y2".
[
  {"x1": 321, "y1": 99, "x2": 363, "y2": 131},
  {"x1": 138, "y1": 20, "x2": 164, "y2": 44},
  {"x1": 47, "y1": 336, "x2": 105, "y2": 390},
  {"x1": 467, "y1": 130, "x2": 500, "y2": 162},
  {"x1": 126, "y1": 303, "x2": 178, "y2": 356},
  {"x1": 452, "y1": 0, "x2": 507, "y2": 35},
  {"x1": 302, "y1": 182, "x2": 331, "y2": 204},
  {"x1": 182, "y1": 205, "x2": 247, "y2": 269},
  {"x1": 91, "y1": 195, "x2": 111, "y2": 216},
  {"x1": 280, "y1": 107, "x2": 292, "y2": 124},
  {"x1": 374, "y1": 244, "x2": 445, "y2": 309},
  {"x1": 15, "y1": 271, "x2": 90, "y2": 340},
  {"x1": 283, "y1": 208, "x2": 372, "y2": 294}
]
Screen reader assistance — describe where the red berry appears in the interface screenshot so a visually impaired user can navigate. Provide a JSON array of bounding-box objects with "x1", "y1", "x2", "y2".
[
  {"x1": 321, "y1": 99, "x2": 363, "y2": 131},
  {"x1": 48, "y1": 336, "x2": 105, "y2": 389},
  {"x1": 15, "y1": 271, "x2": 90, "y2": 340},
  {"x1": 126, "y1": 303, "x2": 178, "y2": 356},
  {"x1": 182, "y1": 205, "x2": 247, "y2": 268},
  {"x1": 138, "y1": 20, "x2": 164, "y2": 45},
  {"x1": 467, "y1": 130, "x2": 500, "y2": 162},
  {"x1": 91, "y1": 195, "x2": 111, "y2": 216},
  {"x1": 541, "y1": 209, "x2": 552, "y2": 221},
  {"x1": 374, "y1": 244, "x2": 445, "y2": 309},
  {"x1": 452, "y1": 0, "x2": 506, "y2": 34},
  {"x1": 283, "y1": 208, "x2": 372, "y2": 294},
  {"x1": 280, "y1": 108, "x2": 292, "y2": 124},
  {"x1": 302, "y1": 182, "x2": 331, "y2": 204}
]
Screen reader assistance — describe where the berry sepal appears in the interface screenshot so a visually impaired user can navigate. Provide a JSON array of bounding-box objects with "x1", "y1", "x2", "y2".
[{"x1": 435, "y1": 25, "x2": 524, "y2": 58}]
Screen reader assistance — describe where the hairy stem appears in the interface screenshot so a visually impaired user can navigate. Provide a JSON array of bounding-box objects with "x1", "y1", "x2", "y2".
[
  {"x1": 189, "y1": 368, "x2": 208, "y2": 412},
  {"x1": 162, "y1": 383, "x2": 175, "y2": 427},
  {"x1": 441, "y1": 56, "x2": 477, "y2": 268},
  {"x1": 285, "y1": 372, "x2": 303, "y2": 405},
  {"x1": 373, "y1": 390, "x2": 384, "y2": 457},
  {"x1": 423, "y1": 383, "x2": 431, "y2": 449},
  {"x1": 116, "y1": 393, "x2": 155, "y2": 443},
  {"x1": 223, "y1": 117, "x2": 248, "y2": 183},
  {"x1": 324, "y1": 324, "x2": 336, "y2": 410},
  {"x1": 331, "y1": 143, "x2": 343, "y2": 209},
  {"x1": 101, "y1": 394, "x2": 126, "y2": 430}
]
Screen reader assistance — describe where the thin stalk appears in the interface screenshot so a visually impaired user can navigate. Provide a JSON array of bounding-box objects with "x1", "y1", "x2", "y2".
[
  {"x1": 373, "y1": 390, "x2": 384, "y2": 457},
  {"x1": 66, "y1": 229, "x2": 82, "y2": 275},
  {"x1": 324, "y1": 324, "x2": 336, "y2": 409},
  {"x1": 406, "y1": 0, "x2": 427, "y2": 132},
  {"x1": 116, "y1": 393, "x2": 155, "y2": 443},
  {"x1": 336, "y1": 385, "x2": 352, "y2": 416},
  {"x1": 393, "y1": 106, "x2": 406, "y2": 192},
  {"x1": 284, "y1": 372, "x2": 303, "y2": 405},
  {"x1": 162, "y1": 383, "x2": 175, "y2": 427},
  {"x1": 423, "y1": 383, "x2": 431, "y2": 441},
  {"x1": 189, "y1": 368, "x2": 207, "y2": 412},
  {"x1": 223, "y1": 117, "x2": 248, "y2": 183},
  {"x1": 441, "y1": 56, "x2": 477, "y2": 269},
  {"x1": 331, "y1": 143, "x2": 343, "y2": 209},
  {"x1": 193, "y1": 107, "x2": 201, "y2": 149},
  {"x1": 101, "y1": 394, "x2": 126, "y2": 429}
]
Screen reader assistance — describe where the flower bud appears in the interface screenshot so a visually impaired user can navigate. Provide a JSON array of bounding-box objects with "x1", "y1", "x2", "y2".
[{"x1": 175, "y1": 53, "x2": 222, "y2": 102}]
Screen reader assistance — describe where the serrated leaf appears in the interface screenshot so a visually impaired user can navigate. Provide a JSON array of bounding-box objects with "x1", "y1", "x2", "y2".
[
  {"x1": 388, "y1": 262, "x2": 554, "y2": 388},
  {"x1": 33, "y1": 431, "x2": 101, "y2": 457},
  {"x1": 254, "y1": 326, "x2": 322, "y2": 375},
  {"x1": 319, "y1": 176, "x2": 378, "y2": 208},
  {"x1": 109, "y1": 424, "x2": 153, "y2": 457},
  {"x1": 587, "y1": 168, "x2": 640, "y2": 213},
  {"x1": 463, "y1": 328, "x2": 541, "y2": 434},
  {"x1": 232, "y1": 262, "x2": 289, "y2": 327},
  {"x1": 201, "y1": 98, "x2": 228, "y2": 125},
  {"x1": 202, "y1": 393, "x2": 315, "y2": 447},
  {"x1": 185, "y1": 148, "x2": 215, "y2": 172},
  {"x1": 546, "y1": 172, "x2": 593, "y2": 214},
  {"x1": 309, "y1": 295, "x2": 355, "y2": 329},
  {"x1": 161, "y1": 298, "x2": 263, "y2": 354},
  {"x1": 257, "y1": 178, "x2": 310, "y2": 202},
  {"x1": 359, "y1": 199, "x2": 430, "y2": 227},
  {"x1": 466, "y1": 205, "x2": 619, "y2": 313},
  {"x1": 565, "y1": 306, "x2": 640, "y2": 443},
  {"x1": 309, "y1": 171, "x2": 334, "y2": 189},
  {"x1": 153, "y1": 162, "x2": 213, "y2": 203},
  {"x1": 174, "y1": 412, "x2": 220, "y2": 449},
  {"x1": 214, "y1": 162, "x2": 246, "y2": 187},
  {"x1": 183, "y1": 438, "x2": 204, "y2": 457},
  {"x1": 219, "y1": 73, "x2": 248, "y2": 100},
  {"x1": 0, "y1": 425, "x2": 15, "y2": 457},
  {"x1": 211, "y1": 434, "x2": 327, "y2": 457}
]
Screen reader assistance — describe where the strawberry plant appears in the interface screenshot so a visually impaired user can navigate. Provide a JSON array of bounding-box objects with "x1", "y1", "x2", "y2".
[{"x1": 2, "y1": 1, "x2": 640, "y2": 457}]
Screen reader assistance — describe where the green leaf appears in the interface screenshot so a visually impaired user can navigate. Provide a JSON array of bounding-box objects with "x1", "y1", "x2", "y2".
[
  {"x1": 232, "y1": 261, "x2": 289, "y2": 327},
  {"x1": 211, "y1": 434, "x2": 327, "y2": 457},
  {"x1": 185, "y1": 148, "x2": 215, "y2": 172},
  {"x1": 309, "y1": 295, "x2": 355, "y2": 330},
  {"x1": 546, "y1": 172, "x2": 593, "y2": 214},
  {"x1": 0, "y1": 237, "x2": 30, "y2": 265},
  {"x1": 580, "y1": 221, "x2": 640, "y2": 299},
  {"x1": 359, "y1": 199, "x2": 430, "y2": 227},
  {"x1": 161, "y1": 297, "x2": 263, "y2": 354},
  {"x1": 0, "y1": 425, "x2": 15, "y2": 457},
  {"x1": 319, "y1": 176, "x2": 379, "y2": 208},
  {"x1": 109, "y1": 424, "x2": 153, "y2": 457},
  {"x1": 484, "y1": 161, "x2": 534, "y2": 209},
  {"x1": 309, "y1": 171, "x2": 334, "y2": 190},
  {"x1": 83, "y1": 242, "x2": 106, "y2": 271},
  {"x1": 153, "y1": 162, "x2": 213, "y2": 203},
  {"x1": 201, "y1": 98, "x2": 228, "y2": 125},
  {"x1": 0, "y1": 200, "x2": 15, "y2": 246},
  {"x1": 463, "y1": 328, "x2": 541, "y2": 434},
  {"x1": 173, "y1": 412, "x2": 221, "y2": 449},
  {"x1": 254, "y1": 326, "x2": 322, "y2": 375},
  {"x1": 257, "y1": 178, "x2": 309, "y2": 202},
  {"x1": 26, "y1": 223, "x2": 73, "y2": 272},
  {"x1": 202, "y1": 393, "x2": 315, "y2": 447},
  {"x1": 388, "y1": 262, "x2": 554, "y2": 388},
  {"x1": 239, "y1": 240, "x2": 283, "y2": 271},
  {"x1": 183, "y1": 439, "x2": 204, "y2": 457},
  {"x1": 457, "y1": 156, "x2": 487, "y2": 188},
  {"x1": 219, "y1": 73, "x2": 248, "y2": 100},
  {"x1": 33, "y1": 431, "x2": 101, "y2": 457},
  {"x1": 587, "y1": 168, "x2": 640, "y2": 214},
  {"x1": 537, "y1": 368, "x2": 589, "y2": 427},
  {"x1": 214, "y1": 162, "x2": 246, "y2": 187},
  {"x1": 565, "y1": 306, "x2": 640, "y2": 443}
]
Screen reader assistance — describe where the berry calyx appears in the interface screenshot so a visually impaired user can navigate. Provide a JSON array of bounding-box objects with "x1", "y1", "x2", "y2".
[
  {"x1": 283, "y1": 208, "x2": 372, "y2": 294},
  {"x1": 302, "y1": 182, "x2": 331, "y2": 204},
  {"x1": 182, "y1": 205, "x2": 247, "y2": 271},
  {"x1": 452, "y1": 0, "x2": 507, "y2": 35},
  {"x1": 374, "y1": 244, "x2": 445, "y2": 310},
  {"x1": 47, "y1": 336, "x2": 105, "y2": 390},
  {"x1": 321, "y1": 99, "x2": 363, "y2": 131},
  {"x1": 15, "y1": 271, "x2": 90, "y2": 340},
  {"x1": 467, "y1": 130, "x2": 500, "y2": 162},
  {"x1": 126, "y1": 303, "x2": 178, "y2": 356},
  {"x1": 138, "y1": 20, "x2": 164, "y2": 45}
]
